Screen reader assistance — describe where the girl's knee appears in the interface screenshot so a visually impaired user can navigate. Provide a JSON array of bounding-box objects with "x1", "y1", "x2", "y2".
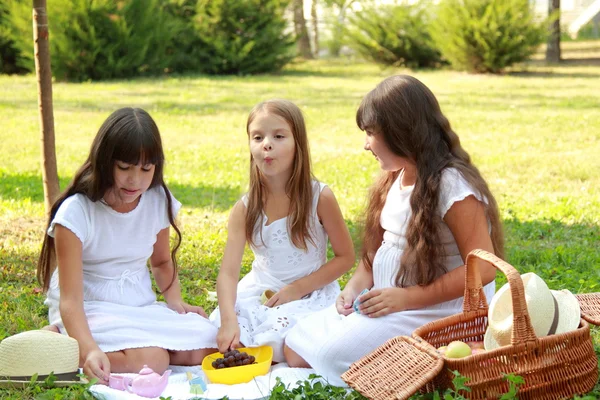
[
  {"x1": 283, "y1": 344, "x2": 310, "y2": 368},
  {"x1": 127, "y1": 347, "x2": 170, "y2": 373},
  {"x1": 169, "y1": 348, "x2": 217, "y2": 366}
]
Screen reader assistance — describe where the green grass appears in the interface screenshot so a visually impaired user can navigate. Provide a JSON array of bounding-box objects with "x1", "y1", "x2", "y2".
[{"x1": 1, "y1": 41, "x2": 600, "y2": 398}]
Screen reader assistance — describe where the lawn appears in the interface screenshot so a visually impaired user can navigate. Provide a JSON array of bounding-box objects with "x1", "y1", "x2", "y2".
[{"x1": 0, "y1": 41, "x2": 599, "y2": 399}]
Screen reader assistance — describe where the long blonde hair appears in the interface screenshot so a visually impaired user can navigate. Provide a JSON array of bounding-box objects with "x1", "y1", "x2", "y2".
[
  {"x1": 358, "y1": 75, "x2": 504, "y2": 287},
  {"x1": 245, "y1": 99, "x2": 316, "y2": 250}
]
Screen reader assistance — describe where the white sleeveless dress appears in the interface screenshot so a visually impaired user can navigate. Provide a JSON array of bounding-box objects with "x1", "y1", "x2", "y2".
[
  {"x1": 44, "y1": 187, "x2": 218, "y2": 353},
  {"x1": 210, "y1": 181, "x2": 340, "y2": 362},
  {"x1": 285, "y1": 169, "x2": 496, "y2": 386}
]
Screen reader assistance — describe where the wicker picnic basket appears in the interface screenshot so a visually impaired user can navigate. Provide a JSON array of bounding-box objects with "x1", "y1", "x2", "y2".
[{"x1": 342, "y1": 249, "x2": 599, "y2": 400}]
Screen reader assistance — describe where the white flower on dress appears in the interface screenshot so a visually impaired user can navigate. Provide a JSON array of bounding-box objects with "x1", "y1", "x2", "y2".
[
  {"x1": 287, "y1": 251, "x2": 303, "y2": 267},
  {"x1": 272, "y1": 229, "x2": 288, "y2": 245}
]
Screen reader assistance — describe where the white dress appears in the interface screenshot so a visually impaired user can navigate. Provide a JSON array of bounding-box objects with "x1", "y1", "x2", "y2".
[
  {"x1": 45, "y1": 186, "x2": 218, "y2": 353},
  {"x1": 210, "y1": 181, "x2": 340, "y2": 362},
  {"x1": 285, "y1": 169, "x2": 496, "y2": 386}
]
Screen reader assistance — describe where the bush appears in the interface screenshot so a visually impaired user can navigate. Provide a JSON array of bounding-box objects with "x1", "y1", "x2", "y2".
[
  {"x1": 345, "y1": 2, "x2": 442, "y2": 68},
  {"x1": 186, "y1": 0, "x2": 295, "y2": 75},
  {"x1": 0, "y1": 2, "x2": 28, "y2": 74},
  {"x1": 431, "y1": 0, "x2": 546, "y2": 73},
  {"x1": 8, "y1": 0, "x2": 179, "y2": 81}
]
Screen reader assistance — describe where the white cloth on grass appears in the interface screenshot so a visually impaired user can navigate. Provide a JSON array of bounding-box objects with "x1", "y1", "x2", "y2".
[
  {"x1": 90, "y1": 364, "x2": 321, "y2": 400},
  {"x1": 285, "y1": 168, "x2": 496, "y2": 386},
  {"x1": 210, "y1": 181, "x2": 339, "y2": 362},
  {"x1": 45, "y1": 186, "x2": 217, "y2": 352}
]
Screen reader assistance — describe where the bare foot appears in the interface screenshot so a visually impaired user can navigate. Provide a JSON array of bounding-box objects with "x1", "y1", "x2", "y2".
[{"x1": 41, "y1": 325, "x2": 60, "y2": 333}]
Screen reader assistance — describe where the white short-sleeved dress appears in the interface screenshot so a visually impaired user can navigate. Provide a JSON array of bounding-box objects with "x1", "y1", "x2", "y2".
[
  {"x1": 285, "y1": 169, "x2": 496, "y2": 386},
  {"x1": 210, "y1": 181, "x2": 340, "y2": 362},
  {"x1": 45, "y1": 186, "x2": 218, "y2": 353}
]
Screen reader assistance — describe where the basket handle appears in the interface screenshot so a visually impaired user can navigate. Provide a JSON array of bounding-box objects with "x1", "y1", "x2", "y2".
[{"x1": 464, "y1": 249, "x2": 538, "y2": 345}]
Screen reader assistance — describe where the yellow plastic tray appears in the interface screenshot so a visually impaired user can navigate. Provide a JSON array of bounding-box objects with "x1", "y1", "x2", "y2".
[{"x1": 201, "y1": 345, "x2": 273, "y2": 385}]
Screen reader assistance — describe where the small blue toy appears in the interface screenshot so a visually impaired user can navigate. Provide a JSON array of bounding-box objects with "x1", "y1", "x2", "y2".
[
  {"x1": 352, "y1": 289, "x2": 370, "y2": 314},
  {"x1": 189, "y1": 375, "x2": 207, "y2": 395}
]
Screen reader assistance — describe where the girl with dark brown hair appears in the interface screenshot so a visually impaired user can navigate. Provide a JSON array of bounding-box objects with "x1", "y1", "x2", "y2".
[
  {"x1": 283, "y1": 75, "x2": 503, "y2": 386},
  {"x1": 38, "y1": 108, "x2": 218, "y2": 385},
  {"x1": 211, "y1": 99, "x2": 355, "y2": 362}
]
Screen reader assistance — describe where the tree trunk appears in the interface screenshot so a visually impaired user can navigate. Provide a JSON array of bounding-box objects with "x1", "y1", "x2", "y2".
[
  {"x1": 293, "y1": 0, "x2": 313, "y2": 59},
  {"x1": 546, "y1": 0, "x2": 561, "y2": 63},
  {"x1": 33, "y1": 0, "x2": 60, "y2": 214},
  {"x1": 311, "y1": 0, "x2": 319, "y2": 57}
]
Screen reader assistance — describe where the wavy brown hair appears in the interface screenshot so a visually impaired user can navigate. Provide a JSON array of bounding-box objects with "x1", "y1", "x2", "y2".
[
  {"x1": 245, "y1": 99, "x2": 315, "y2": 250},
  {"x1": 357, "y1": 75, "x2": 504, "y2": 287},
  {"x1": 37, "y1": 108, "x2": 181, "y2": 292}
]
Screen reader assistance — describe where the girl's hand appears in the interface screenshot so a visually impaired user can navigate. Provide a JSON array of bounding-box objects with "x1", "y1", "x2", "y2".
[
  {"x1": 265, "y1": 285, "x2": 303, "y2": 308},
  {"x1": 83, "y1": 348, "x2": 110, "y2": 385},
  {"x1": 336, "y1": 288, "x2": 358, "y2": 316},
  {"x1": 168, "y1": 301, "x2": 208, "y2": 318},
  {"x1": 358, "y1": 287, "x2": 407, "y2": 318},
  {"x1": 217, "y1": 323, "x2": 241, "y2": 353}
]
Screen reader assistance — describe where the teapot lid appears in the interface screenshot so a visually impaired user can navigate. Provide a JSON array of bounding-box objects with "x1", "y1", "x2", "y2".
[{"x1": 138, "y1": 365, "x2": 155, "y2": 375}]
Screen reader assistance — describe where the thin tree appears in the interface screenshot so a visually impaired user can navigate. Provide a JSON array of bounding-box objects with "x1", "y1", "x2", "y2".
[
  {"x1": 311, "y1": 0, "x2": 319, "y2": 57},
  {"x1": 293, "y1": 0, "x2": 313, "y2": 58},
  {"x1": 33, "y1": 0, "x2": 59, "y2": 214},
  {"x1": 546, "y1": 0, "x2": 561, "y2": 63},
  {"x1": 324, "y1": 0, "x2": 357, "y2": 57}
]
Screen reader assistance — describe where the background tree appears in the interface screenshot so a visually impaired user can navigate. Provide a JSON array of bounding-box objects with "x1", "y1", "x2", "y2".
[
  {"x1": 293, "y1": 0, "x2": 313, "y2": 58},
  {"x1": 546, "y1": 0, "x2": 561, "y2": 63},
  {"x1": 311, "y1": 0, "x2": 319, "y2": 57},
  {"x1": 323, "y1": 0, "x2": 357, "y2": 57},
  {"x1": 32, "y1": 0, "x2": 59, "y2": 214}
]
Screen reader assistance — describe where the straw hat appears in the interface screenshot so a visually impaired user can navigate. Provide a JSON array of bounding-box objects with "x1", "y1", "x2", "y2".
[
  {"x1": 0, "y1": 330, "x2": 79, "y2": 380},
  {"x1": 484, "y1": 272, "x2": 581, "y2": 350}
]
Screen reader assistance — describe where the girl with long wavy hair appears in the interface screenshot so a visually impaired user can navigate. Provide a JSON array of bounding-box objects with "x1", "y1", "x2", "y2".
[
  {"x1": 37, "y1": 108, "x2": 217, "y2": 385},
  {"x1": 211, "y1": 99, "x2": 355, "y2": 362},
  {"x1": 283, "y1": 75, "x2": 503, "y2": 385}
]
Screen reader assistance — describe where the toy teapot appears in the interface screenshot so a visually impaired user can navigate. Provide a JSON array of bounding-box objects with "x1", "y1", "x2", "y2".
[{"x1": 109, "y1": 365, "x2": 171, "y2": 398}]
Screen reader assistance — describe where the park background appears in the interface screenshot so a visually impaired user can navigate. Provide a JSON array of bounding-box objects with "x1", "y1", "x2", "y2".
[{"x1": 1, "y1": 0, "x2": 599, "y2": 398}]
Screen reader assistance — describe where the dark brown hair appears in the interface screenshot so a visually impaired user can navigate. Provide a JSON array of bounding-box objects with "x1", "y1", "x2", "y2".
[
  {"x1": 357, "y1": 75, "x2": 504, "y2": 287},
  {"x1": 37, "y1": 107, "x2": 181, "y2": 292},
  {"x1": 245, "y1": 99, "x2": 315, "y2": 250}
]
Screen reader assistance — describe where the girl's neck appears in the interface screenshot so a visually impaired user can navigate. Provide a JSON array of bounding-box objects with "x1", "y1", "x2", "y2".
[
  {"x1": 400, "y1": 166, "x2": 417, "y2": 189},
  {"x1": 103, "y1": 189, "x2": 141, "y2": 213},
  {"x1": 262, "y1": 174, "x2": 289, "y2": 196}
]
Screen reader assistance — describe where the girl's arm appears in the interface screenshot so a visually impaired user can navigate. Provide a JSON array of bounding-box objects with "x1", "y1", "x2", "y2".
[
  {"x1": 150, "y1": 228, "x2": 206, "y2": 316},
  {"x1": 216, "y1": 200, "x2": 247, "y2": 351},
  {"x1": 54, "y1": 225, "x2": 110, "y2": 384},
  {"x1": 359, "y1": 195, "x2": 496, "y2": 316},
  {"x1": 267, "y1": 187, "x2": 355, "y2": 306}
]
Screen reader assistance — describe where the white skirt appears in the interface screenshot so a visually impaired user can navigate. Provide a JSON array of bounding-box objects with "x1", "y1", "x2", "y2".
[
  {"x1": 285, "y1": 282, "x2": 495, "y2": 387},
  {"x1": 210, "y1": 270, "x2": 339, "y2": 362}
]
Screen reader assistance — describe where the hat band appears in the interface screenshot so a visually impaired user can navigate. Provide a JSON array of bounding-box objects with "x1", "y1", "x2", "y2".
[{"x1": 547, "y1": 294, "x2": 559, "y2": 335}]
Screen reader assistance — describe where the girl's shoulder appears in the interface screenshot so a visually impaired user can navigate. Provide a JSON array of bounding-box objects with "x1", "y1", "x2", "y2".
[
  {"x1": 57, "y1": 193, "x2": 91, "y2": 213},
  {"x1": 50, "y1": 194, "x2": 92, "y2": 241},
  {"x1": 438, "y1": 167, "x2": 486, "y2": 216}
]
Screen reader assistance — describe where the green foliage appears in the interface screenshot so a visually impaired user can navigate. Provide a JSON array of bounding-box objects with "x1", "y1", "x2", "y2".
[
  {"x1": 268, "y1": 374, "x2": 367, "y2": 399},
  {"x1": 0, "y1": 1, "x2": 28, "y2": 74},
  {"x1": 431, "y1": 0, "x2": 546, "y2": 73},
  {"x1": 0, "y1": 372, "x2": 97, "y2": 400},
  {"x1": 186, "y1": 0, "x2": 295, "y2": 74},
  {"x1": 8, "y1": 0, "x2": 178, "y2": 81},
  {"x1": 411, "y1": 370, "x2": 524, "y2": 399},
  {"x1": 345, "y1": 2, "x2": 441, "y2": 68}
]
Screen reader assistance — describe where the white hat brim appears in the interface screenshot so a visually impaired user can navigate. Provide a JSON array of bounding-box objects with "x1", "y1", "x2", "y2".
[
  {"x1": 551, "y1": 289, "x2": 581, "y2": 334},
  {"x1": 484, "y1": 288, "x2": 581, "y2": 351}
]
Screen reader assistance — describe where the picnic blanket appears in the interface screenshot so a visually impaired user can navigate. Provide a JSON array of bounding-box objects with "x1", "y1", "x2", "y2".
[{"x1": 90, "y1": 363, "x2": 320, "y2": 400}]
